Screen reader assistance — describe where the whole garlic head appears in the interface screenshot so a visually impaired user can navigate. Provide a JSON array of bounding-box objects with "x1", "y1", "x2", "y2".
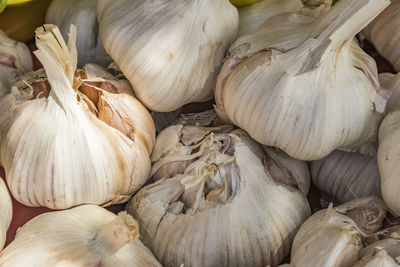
[
  {"x1": 0, "y1": 178, "x2": 12, "y2": 251},
  {"x1": 354, "y1": 249, "x2": 398, "y2": 267},
  {"x1": 0, "y1": 205, "x2": 161, "y2": 266},
  {"x1": 0, "y1": 25, "x2": 155, "y2": 209},
  {"x1": 0, "y1": 30, "x2": 32, "y2": 98},
  {"x1": 97, "y1": 0, "x2": 239, "y2": 112},
  {"x1": 127, "y1": 124, "x2": 311, "y2": 267},
  {"x1": 45, "y1": 0, "x2": 112, "y2": 67},
  {"x1": 216, "y1": 0, "x2": 390, "y2": 160}
]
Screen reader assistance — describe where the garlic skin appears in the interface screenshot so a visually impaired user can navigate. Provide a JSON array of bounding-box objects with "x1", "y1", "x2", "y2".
[
  {"x1": 0, "y1": 30, "x2": 32, "y2": 97},
  {"x1": 0, "y1": 25, "x2": 154, "y2": 209},
  {"x1": 360, "y1": 239, "x2": 400, "y2": 264},
  {"x1": 0, "y1": 205, "x2": 161, "y2": 266},
  {"x1": 97, "y1": 0, "x2": 239, "y2": 112},
  {"x1": 127, "y1": 125, "x2": 311, "y2": 267},
  {"x1": 216, "y1": 0, "x2": 390, "y2": 160},
  {"x1": 45, "y1": 0, "x2": 112, "y2": 67},
  {"x1": 291, "y1": 197, "x2": 387, "y2": 267},
  {"x1": 354, "y1": 249, "x2": 398, "y2": 267},
  {"x1": 363, "y1": 0, "x2": 400, "y2": 72},
  {"x1": 0, "y1": 178, "x2": 12, "y2": 251},
  {"x1": 379, "y1": 72, "x2": 400, "y2": 115}
]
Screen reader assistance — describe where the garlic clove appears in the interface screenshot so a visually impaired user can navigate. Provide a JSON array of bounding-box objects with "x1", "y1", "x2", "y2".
[
  {"x1": 355, "y1": 248, "x2": 399, "y2": 267},
  {"x1": 216, "y1": 0, "x2": 390, "y2": 161},
  {"x1": 0, "y1": 205, "x2": 161, "y2": 266},
  {"x1": 0, "y1": 178, "x2": 12, "y2": 251},
  {"x1": 97, "y1": 0, "x2": 239, "y2": 112}
]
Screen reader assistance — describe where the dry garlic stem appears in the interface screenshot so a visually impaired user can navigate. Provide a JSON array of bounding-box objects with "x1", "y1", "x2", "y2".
[
  {"x1": 0, "y1": 30, "x2": 32, "y2": 98},
  {"x1": 216, "y1": 0, "x2": 390, "y2": 160},
  {"x1": 127, "y1": 125, "x2": 310, "y2": 267},
  {"x1": 97, "y1": 0, "x2": 239, "y2": 112},
  {"x1": 0, "y1": 178, "x2": 12, "y2": 251},
  {"x1": 0, "y1": 25, "x2": 154, "y2": 209},
  {"x1": 290, "y1": 197, "x2": 387, "y2": 267},
  {"x1": 0, "y1": 205, "x2": 161, "y2": 266}
]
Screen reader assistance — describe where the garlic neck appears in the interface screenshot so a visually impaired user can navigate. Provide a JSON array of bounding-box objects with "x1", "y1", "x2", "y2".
[{"x1": 92, "y1": 212, "x2": 139, "y2": 255}]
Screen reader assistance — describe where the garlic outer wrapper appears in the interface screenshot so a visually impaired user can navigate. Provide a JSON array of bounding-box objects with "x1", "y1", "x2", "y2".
[
  {"x1": 216, "y1": 0, "x2": 390, "y2": 161},
  {"x1": 0, "y1": 178, "x2": 12, "y2": 251},
  {"x1": 45, "y1": 0, "x2": 112, "y2": 67},
  {"x1": 127, "y1": 125, "x2": 311, "y2": 267},
  {"x1": 97, "y1": 0, "x2": 239, "y2": 112},
  {"x1": 363, "y1": 0, "x2": 400, "y2": 72},
  {"x1": 0, "y1": 25, "x2": 154, "y2": 209},
  {"x1": 0, "y1": 205, "x2": 161, "y2": 266},
  {"x1": 0, "y1": 30, "x2": 32, "y2": 97}
]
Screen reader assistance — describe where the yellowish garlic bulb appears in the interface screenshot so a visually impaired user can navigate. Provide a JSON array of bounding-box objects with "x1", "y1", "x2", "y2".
[
  {"x1": 0, "y1": 178, "x2": 12, "y2": 251},
  {"x1": 216, "y1": 0, "x2": 390, "y2": 161},
  {"x1": 0, "y1": 25, "x2": 155, "y2": 209},
  {"x1": 97, "y1": 0, "x2": 239, "y2": 112},
  {"x1": 127, "y1": 124, "x2": 311, "y2": 267},
  {"x1": 0, "y1": 205, "x2": 161, "y2": 266},
  {"x1": 0, "y1": 30, "x2": 32, "y2": 97},
  {"x1": 291, "y1": 197, "x2": 387, "y2": 267}
]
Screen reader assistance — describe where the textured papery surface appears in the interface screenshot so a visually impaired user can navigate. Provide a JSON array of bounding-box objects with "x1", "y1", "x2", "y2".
[
  {"x1": 216, "y1": 0, "x2": 390, "y2": 160},
  {"x1": 0, "y1": 205, "x2": 161, "y2": 266},
  {"x1": 97, "y1": 0, "x2": 239, "y2": 112},
  {"x1": 0, "y1": 178, "x2": 11, "y2": 251},
  {"x1": 0, "y1": 25, "x2": 154, "y2": 209},
  {"x1": 127, "y1": 125, "x2": 310, "y2": 267},
  {"x1": 45, "y1": 0, "x2": 112, "y2": 67},
  {"x1": 0, "y1": 30, "x2": 32, "y2": 98}
]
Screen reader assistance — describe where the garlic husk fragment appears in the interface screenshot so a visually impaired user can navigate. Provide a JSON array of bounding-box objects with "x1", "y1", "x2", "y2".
[
  {"x1": 0, "y1": 205, "x2": 161, "y2": 266},
  {"x1": 216, "y1": 0, "x2": 390, "y2": 161},
  {"x1": 127, "y1": 125, "x2": 311, "y2": 267},
  {"x1": 0, "y1": 178, "x2": 12, "y2": 251},
  {"x1": 97, "y1": 0, "x2": 239, "y2": 112},
  {"x1": 0, "y1": 30, "x2": 32, "y2": 97},
  {"x1": 291, "y1": 197, "x2": 387, "y2": 267},
  {"x1": 0, "y1": 25, "x2": 154, "y2": 209},
  {"x1": 310, "y1": 149, "x2": 381, "y2": 204},
  {"x1": 363, "y1": 0, "x2": 400, "y2": 72},
  {"x1": 45, "y1": 0, "x2": 112, "y2": 67},
  {"x1": 354, "y1": 249, "x2": 398, "y2": 267}
]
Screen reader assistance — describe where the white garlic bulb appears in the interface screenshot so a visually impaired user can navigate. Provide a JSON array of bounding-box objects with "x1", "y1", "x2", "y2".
[
  {"x1": 354, "y1": 249, "x2": 398, "y2": 267},
  {"x1": 45, "y1": 0, "x2": 112, "y2": 67},
  {"x1": 361, "y1": 239, "x2": 400, "y2": 264},
  {"x1": 0, "y1": 205, "x2": 161, "y2": 266},
  {"x1": 97, "y1": 0, "x2": 239, "y2": 112},
  {"x1": 0, "y1": 30, "x2": 32, "y2": 98},
  {"x1": 216, "y1": 0, "x2": 390, "y2": 161},
  {"x1": 291, "y1": 197, "x2": 387, "y2": 267},
  {"x1": 127, "y1": 124, "x2": 311, "y2": 267},
  {"x1": 0, "y1": 178, "x2": 12, "y2": 251},
  {"x1": 379, "y1": 72, "x2": 400, "y2": 115},
  {"x1": 363, "y1": 0, "x2": 400, "y2": 72},
  {"x1": 0, "y1": 25, "x2": 155, "y2": 209}
]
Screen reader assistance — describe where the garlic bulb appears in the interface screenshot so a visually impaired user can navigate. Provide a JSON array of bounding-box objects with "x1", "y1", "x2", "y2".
[
  {"x1": 0, "y1": 25, "x2": 155, "y2": 209},
  {"x1": 363, "y1": 0, "x2": 400, "y2": 72},
  {"x1": 127, "y1": 124, "x2": 310, "y2": 267},
  {"x1": 237, "y1": 0, "x2": 330, "y2": 38},
  {"x1": 97, "y1": 0, "x2": 239, "y2": 112},
  {"x1": 291, "y1": 197, "x2": 387, "y2": 267},
  {"x1": 310, "y1": 149, "x2": 381, "y2": 204},
  {"x1": 45, "y1": 0, "x2": 112, "y2": 67},
  {"x1": 379, "y1": 72, "x2": 400, "y2": 115},
  {"x1": 0, "y1": 205, "x2": 161, "y2": 266},
  {"x1": 216, "y1": 0, "x2": 390, "y2": 161},
  {"x1": 0, "y1": 178, "x2": 12, "y2": 251},
  {"x1": 361, "y1": 239, "x2": 400, "y2": 264},
  {"x1": 0, "y1": 30, "x2": 32, "y2": 97},
  {"x1": 354, "y1": 249, "x2": 398, "y2": 267}
]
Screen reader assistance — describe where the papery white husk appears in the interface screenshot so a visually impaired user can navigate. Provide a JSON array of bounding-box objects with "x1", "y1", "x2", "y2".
[
  {"x1": 0, "y1": 205, "x2": 161, "y2": 266},
  {"x1": 0, "y1": 30, "x2": 32, "y2": 98},
  {"x1": 354, "y1": 249, "x2": 398, "y2": 267},
  {"x1": 291, "y1": 197, "x2": 387, "y2": 267},
  {"x1": 363, "y1": 0, "x2": 400, "y2": 72},
  {"x1": 97, "y1": 0, "x2": 239, "y2": 112},
  {"x1": 0, "y1": 25, "x2": 154, "y2": 209},
  {"x1": 45, "y1": 0, "x2": 112, "y2": 67},
  {"x1": 0, "y1": 178, "x2": 12, "y2": 251},
  {"x1": 216, "y1": 0, "x2": 390, "y2": 161},
  {"x1": 127, "y1": 125, "x2": 311, "y2": 267}
]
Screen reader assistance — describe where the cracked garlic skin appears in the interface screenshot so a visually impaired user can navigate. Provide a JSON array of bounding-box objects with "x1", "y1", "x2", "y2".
[
  {"x1": 0, "y1": 30, "x2": 32, "y2": 98},
  {"x1": 0, "y1": 25, "x2": 155, "y2": 209},
  {"x1": 290, "y1": 197, "x2": 387, "y2": 267},
  {"x1": 45, "y1": 0, "x2": 112, "y2": 67},
  {"x1": 97, "y1": 0, "x2": 239, "y2": 112},
  {"x1": 0, "y1": 178, "x2": 12, "y2": 251},
  {"x1": 127, "y1": 125, "x2": 310, "y2": 267},
  {"x1": 216, "y1": 0, "x2": 390, "y2": 161},
  {"x1": 0, "y1": 205, "x2": 161, "y2": 266}
]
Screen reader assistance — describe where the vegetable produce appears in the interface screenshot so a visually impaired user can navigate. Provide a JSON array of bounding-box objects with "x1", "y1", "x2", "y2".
[{"x1": 0, "y1": 178, "x2": 11, "y2": 251}]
